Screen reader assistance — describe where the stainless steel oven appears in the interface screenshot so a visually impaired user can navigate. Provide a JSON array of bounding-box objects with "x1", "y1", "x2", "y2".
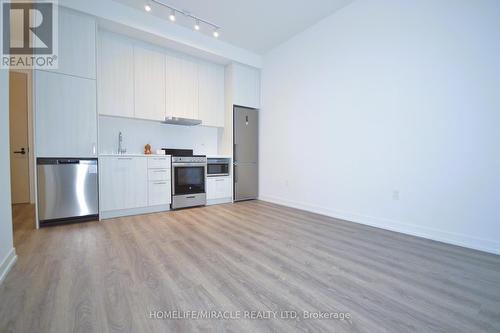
[
  {"x1": 207, "y1": 158, "x2": 230, "y2": 177},
  {"x1": 171, "y1": 155, "x2": 207, "y2": 209}
]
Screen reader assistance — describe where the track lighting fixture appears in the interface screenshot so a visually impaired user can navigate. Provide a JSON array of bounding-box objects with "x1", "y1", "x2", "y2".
[{"x1": 147, "y1": 0, "x2": 221, "y2": 38}]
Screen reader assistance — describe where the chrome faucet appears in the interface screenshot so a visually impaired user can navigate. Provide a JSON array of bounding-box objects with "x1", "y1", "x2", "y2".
[{"x1": 118, "y1": 131, "x2": 126, "y2": 154}]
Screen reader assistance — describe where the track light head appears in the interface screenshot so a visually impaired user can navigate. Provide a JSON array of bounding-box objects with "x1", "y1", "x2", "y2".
[
  {"x1": 213, "y1": 29, "x2": 219, "y2": 38},
  {"x1": 194, "y1": 20, "x2": 200, "y2": 31},
  {"x1": 169, "y1": 10, "x2": 176, "y2": 21},
  {"x1": 144, "y1": 4, "x2": 151, "y2": 12}
]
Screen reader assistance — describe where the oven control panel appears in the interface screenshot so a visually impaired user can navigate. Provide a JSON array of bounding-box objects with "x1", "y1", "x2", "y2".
[{"x1": 172, "y1": 156, "x2": 207, "y2": 163}]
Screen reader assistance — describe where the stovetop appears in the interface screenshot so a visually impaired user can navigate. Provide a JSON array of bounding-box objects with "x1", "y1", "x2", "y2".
[
  {"x1": 162, "y1": 148, "x2": 206, "y2": 163},
  {"x1": 161, "y1": 148, "x2": 205, "y2": 158}
]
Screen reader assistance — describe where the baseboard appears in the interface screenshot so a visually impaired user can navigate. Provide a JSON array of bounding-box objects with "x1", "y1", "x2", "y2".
[
  {"x1": 0, "y1": 248, "x2": 17, "y2": 285},
  {"x1": 100, "y1": 205, "x2": 171, "y2": 220},
  {"x1": 259, "y1": 195, "x2": 500, "y2": 256},
  {"x1": 207, "y1": 197, "x2": 232, "y2": 206}
]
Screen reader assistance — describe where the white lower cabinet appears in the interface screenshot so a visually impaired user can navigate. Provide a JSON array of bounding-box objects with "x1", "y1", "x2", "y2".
[
  {"x1": 100, "y1": 156, "x2": 148, "y2": 211},
  {"x1": 148, "y1": 181, "x2": 171, "y2": 206},
  {"x1": 147, "y1": 157, "x2": 171, "y2": 206},
  {"x1": 147, "y1": 156, "x2": 170, "y2": 169},
  {"x1": 148, "y1": 169, "x2": 170, "y2": 181},
  {"x1": 100, "y1": 156, "x2": 171, "y2": 218},
  {"x1": 207, "y1": 177, "x2": 232, "y2": 203}
]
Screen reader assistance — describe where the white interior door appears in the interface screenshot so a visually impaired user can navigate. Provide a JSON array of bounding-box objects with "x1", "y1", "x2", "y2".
[{"x1": 9, "y1": 72, "x2": 30, "y2": 204}]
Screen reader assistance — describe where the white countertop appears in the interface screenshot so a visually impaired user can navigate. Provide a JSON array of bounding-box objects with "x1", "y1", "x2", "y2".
[
  {"x1": 99, "y1": 153, "x2": 231, "y2": 159},
  {"x1": 206, "y1": 155, "x2": 232, "y2": 159},
  {"x1": 99, "y1": 153, "x2": 171, "y2": 157}
]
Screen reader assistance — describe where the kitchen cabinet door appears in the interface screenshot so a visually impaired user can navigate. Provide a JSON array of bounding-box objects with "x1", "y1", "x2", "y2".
[
  {"x1": 147, "y1": 156, "x2": 171, "y2": 169},
  {"x1": 148, "y1": 181, "x2": 171, "y2": 206},
  {"x1": 100, "y1": 157, "x2": 148, "y2": 211},
  {"x1": 207, "y1": 177, "x2": 232, "y2": 200},
  {"x1": 217, "y1": 177, "x2": 232, "y2": 198},
  {"x1": 49, "y1": 8, "x2": 96, "y2": 79},
  {"x1": 206, "y1": 178, "x2": 217, "y2": 200},
  {"x1": 35, "y1": 70, "x2": 97, "y2": 158},
  {"x1": 166, "y1": 54, "x2": 199, "y2": 120},
  {"x1": 134, "y1": 45, "x2": 166, "y2": 121},
  {"x1": 98, "y1": 32, "x2": 134, "y2": 118},
  {"x1": 232, "y1": 64, "x2": 261, "y2": 109},
  {"x1": 198, "y1": 61, "x2": 224, "y2": 127}
]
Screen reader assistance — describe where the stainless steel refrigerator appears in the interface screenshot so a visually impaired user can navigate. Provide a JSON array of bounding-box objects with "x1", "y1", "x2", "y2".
[{"x1": 234, "y1": 106, "x2": 258, "y2": 201}]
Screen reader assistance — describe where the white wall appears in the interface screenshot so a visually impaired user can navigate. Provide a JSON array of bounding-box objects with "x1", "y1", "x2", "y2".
[
  {"x1": 260, "y1": 0, "x2": 500, "y2": 254},
  {"x1": 0, "y1": 70, "x2": 16, "y2": 283},
  {"x1": 99, "y1": 116, "x2": 219, "y2": 155}
]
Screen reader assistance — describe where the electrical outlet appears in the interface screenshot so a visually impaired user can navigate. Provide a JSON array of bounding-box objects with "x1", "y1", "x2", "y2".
[{"x1": 392, "y1": 190, "x2": 400, "y2": 200}]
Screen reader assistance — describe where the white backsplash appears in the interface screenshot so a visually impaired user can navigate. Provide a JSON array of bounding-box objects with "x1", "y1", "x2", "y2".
[{"x1": 99, "y1": 115, "x2": 219, "y2": 155}]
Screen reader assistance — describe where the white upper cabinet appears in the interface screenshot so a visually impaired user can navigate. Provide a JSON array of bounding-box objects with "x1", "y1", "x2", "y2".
[
  {"x1": 52, "y1": 8, "x2": 96, "y2": 79},
  {"x1": 98, "y1": 33, "x2": 134, "y2": 118},
  {"x1": 35, "y1": 71, "x2": 97, "y2": 158},
  {"x1": 97, "y1": 32, "x2": 227, "y2": 124},
  {"x1": 166, "y1": 53, "x2": 199, "y2": 120},
  {"x1": 134, "y1": 45, "x2": 166, "y2": 121},
  {"x1": 232, "y1": 64, "x2": 261, "y2": 109},
  {"x1": 198, "y1": 61, "x2": 224, "y2": 127}
]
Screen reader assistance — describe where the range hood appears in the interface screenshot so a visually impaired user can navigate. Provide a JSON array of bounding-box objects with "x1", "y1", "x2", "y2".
[{"x1": 163, "y1": 117, "x2": 202, "y2": 126}]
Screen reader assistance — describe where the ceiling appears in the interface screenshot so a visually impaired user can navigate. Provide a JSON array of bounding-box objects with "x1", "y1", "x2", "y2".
[{"x1": 112, "y1": 0, "x2": 354, "y2": 54}]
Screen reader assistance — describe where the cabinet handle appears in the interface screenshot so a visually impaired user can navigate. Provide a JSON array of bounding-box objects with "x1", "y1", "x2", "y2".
[
  {"x1": 153, "y1": 170, "x2": 166, "y2": 173},
  {"x1": 154, "y1": 182, "x2": 167, "y2": 185},
  {"x1": 118, "y1": 157, "x2": 132, "y2": 160},
  {"x1": 216, "y1": 179, "x2": 224, "y2": 182}
]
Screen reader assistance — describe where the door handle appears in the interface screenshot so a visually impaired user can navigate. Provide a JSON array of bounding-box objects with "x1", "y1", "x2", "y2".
[{"x1": 14, "y1": 148, "x2": 26, "y2": 155}]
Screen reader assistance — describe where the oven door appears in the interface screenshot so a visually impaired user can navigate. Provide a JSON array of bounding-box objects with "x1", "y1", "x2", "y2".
[{"x1": 172, "y1": 164, "x2": 206, "y2": 195}]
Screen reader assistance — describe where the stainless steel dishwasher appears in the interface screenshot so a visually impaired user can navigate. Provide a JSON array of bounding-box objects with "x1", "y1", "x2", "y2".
[{"x1": 37, "y1": 158, "x2": 99, "y2": 226}]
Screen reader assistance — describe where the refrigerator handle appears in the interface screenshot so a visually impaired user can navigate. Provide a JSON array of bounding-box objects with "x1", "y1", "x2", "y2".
[
  {"x1": 233, "y1": 143, "x2": 237, "y2": 162},
  {"x1": 234, "y1": 165, "x2": 237, "y2": 183}
]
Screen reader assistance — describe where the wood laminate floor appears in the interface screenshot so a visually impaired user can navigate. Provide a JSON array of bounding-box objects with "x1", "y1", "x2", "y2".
[{"x1": 1, "y1": 201, "x2": 500, "y2": 333}]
